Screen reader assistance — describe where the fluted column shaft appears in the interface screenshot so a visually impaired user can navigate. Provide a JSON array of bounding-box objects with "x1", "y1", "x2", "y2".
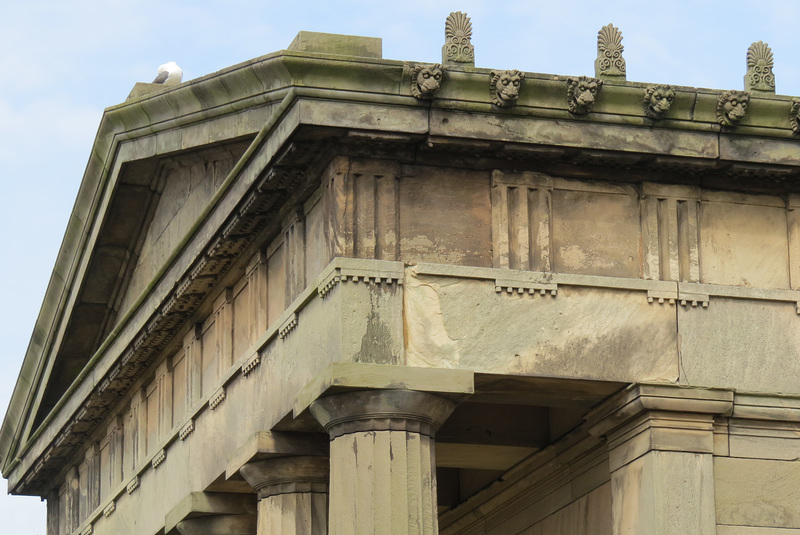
[
  {"x1": 239, "y1": 456, "x2": 329, "y2": 535},
  {"x1": 310, "y1": 389, "x2": 456, "y2": 535}
]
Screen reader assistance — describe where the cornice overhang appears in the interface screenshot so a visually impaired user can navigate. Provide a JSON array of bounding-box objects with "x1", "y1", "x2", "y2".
[{"x1": 6, "y1": 42, "x2": 800, "y2": 496}]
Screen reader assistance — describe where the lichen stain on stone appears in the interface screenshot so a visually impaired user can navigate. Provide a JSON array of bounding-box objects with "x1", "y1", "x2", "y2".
[
  {"x1": 425, "y1": 282, "x2": 677, "y2": 382},
  {"x1": 358, "y1": 285, "x2": 395, "y2": 364},
  {"x1": 514, "y1": 323, "x2": 676, "y2": 382}
]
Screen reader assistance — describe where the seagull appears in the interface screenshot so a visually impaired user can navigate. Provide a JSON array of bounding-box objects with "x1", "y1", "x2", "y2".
[{"x1": 153, "y1": 62, "x2": 183, "y2": 85}]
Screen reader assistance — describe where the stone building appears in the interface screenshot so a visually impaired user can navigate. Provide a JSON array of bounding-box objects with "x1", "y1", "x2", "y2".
[{"x1": 3, "y1": 14, "x2": 800, "y2": 535}]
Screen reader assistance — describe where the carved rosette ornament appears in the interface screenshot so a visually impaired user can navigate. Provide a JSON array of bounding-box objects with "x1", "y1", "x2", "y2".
[
  {"x1": 745, "y1": 41, "x2": 775, "y2": 93},
  {"x1": 411, "y1": 63, "x2": 445, "y2": 100},
  {"x1": 643, "y1": 85, "x2": 676, "y2": 119},
  {"x1": 443, "y1": 11, "x2": 475, "y2": 66},
  {"x1": 716, "y1": 91, "x2": 750, "y2": 127},
  {"x1": 490, "y1": 69, "x2": 524, "y2": 107},
  {"x1": 567, "y1": 76, "x2": 603, "y2": 115},
  {"x1": 789, "y1": 98, "x2": 800, "y2": 134},
  {"x1": 595, "y1": 24, "x2": 626, "y2": 79}
]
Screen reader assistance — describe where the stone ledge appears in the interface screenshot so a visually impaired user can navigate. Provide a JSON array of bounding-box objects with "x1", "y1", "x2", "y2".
[
  {"x1": 731, "y1": 392, "x2": 800, "y2": 421},
  {"x1": 225, "y1": 431, "x2": 329, "y2": 481},
  {"x1": 585, "y1": 384, "x2": 734, "y2": 439},
  {"x1": 288, "y1": 31, "x2": 381, "y2": 59},
  {"x1": 293, "y1": 362, "x2": 474, "y2": 420},
  {"x1": 165, "y1": 491, "x2": 256, "y2": 534}
]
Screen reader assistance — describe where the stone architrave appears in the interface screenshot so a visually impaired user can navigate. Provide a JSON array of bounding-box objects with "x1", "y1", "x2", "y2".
[
  {"x1": 309, "y1": 389, "x2": 456, "y2": 535},
  {"x1": 239, "y1": 456, "x2": 329, "y2": 535},
  {"x1": 586, "y1": 384, "x2": 733, "y2": 535}
]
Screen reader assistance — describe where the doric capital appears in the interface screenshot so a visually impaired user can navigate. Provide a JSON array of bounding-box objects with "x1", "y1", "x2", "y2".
[
  {"x1": 175, "y1": 514, "x2": 257, "y2": 535},
  {"x1": 239, "y1": 456, "x2": 329, "y2": 500},
  {"x1": 310, "y1": 389, "x2": 457, "y2": 439},
  {"x1": 225, "y1": 431, "x2": 329, "y2": 481},
  {"x1": 165, "y1": 492, "x2": 257, "y2": 534}
]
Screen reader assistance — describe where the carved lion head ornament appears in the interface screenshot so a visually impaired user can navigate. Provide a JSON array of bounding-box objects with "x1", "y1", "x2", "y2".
[
  {"x1": 490, "y1": 69, "x2": 525, "y2": 108},
  {"x1": 790, "y1": 98, "x2": 800, "y2": 135},
  {"x1": 717, "y1": 91, "x2": 750, "y2": 127},
  {"x1": 411, "y1": 64, "x2": 445, "y2": 99},
  {"x1": 567, "y1": 76, "x2": 603, "y2": 115},
  {"x1": 643, "y1": 85, "x2": 676, "y2": 119}
]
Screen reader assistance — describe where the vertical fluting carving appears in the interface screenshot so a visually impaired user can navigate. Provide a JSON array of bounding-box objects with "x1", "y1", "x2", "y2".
[
  {"x1": 310, "y1": 390, "x2": 456, "y2": 535},
  {"x1": 716, "y1": 91, "x2": 750, "y2": 127},
  {"x1": 745, "y1": 41, "x2": 775, "y2": 93},
  {"x1": 641, "y1": 190, "x2": 700, "y2": 283},
  {"x1": 329, "y1": 429, "x2": 436, "y2": 533},
  {"x1": 595, "y1": 23, "x2": 626, "y2": 79},
  {"x1": 240, "y1": 456, "x2": 329, "y2": 535},
  {"x1": 443, "y1": 11, "x2": 475, "y2": 66},
  {"x1": 259, "y1": 492, "x2": 328, "y2": 534},
  {"x1": 491, "y1": 171, "x2": 552, "y2": 272}
]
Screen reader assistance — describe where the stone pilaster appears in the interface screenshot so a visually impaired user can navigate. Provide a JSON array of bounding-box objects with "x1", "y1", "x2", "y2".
[
  {"x1": 586, "y1": 384, "x2": 733, "y2": 535},
  {"x1": 310, "y1": 389, "x2": 457, "y2": 535},
  {"x1": 239, "y1": 456, "x2": 329, "y2": 535}
]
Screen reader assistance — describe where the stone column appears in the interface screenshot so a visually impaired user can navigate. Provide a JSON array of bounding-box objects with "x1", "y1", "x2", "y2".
[
  {"x1": 586, "y1": 384, "x2": 733, "y2": 535},
  {"x1": 239, "y1": 456, "x2": 329, "y2": 535},
  {"x1": 175, "y1": 514, "x2": 257, "y2": 535},
  {"x1": 309, "y1": 389, "x2": 456, "y2": 535}
]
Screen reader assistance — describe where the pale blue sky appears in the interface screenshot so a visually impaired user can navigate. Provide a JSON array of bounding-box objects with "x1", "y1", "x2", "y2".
[{"x1": 2, "y1": 1, "x2": 799, "y2": 532}]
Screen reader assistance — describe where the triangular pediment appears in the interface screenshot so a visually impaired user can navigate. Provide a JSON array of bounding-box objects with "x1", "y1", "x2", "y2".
[{"x1": 5, "y1": 138, "x2": 253, "y2": 459}]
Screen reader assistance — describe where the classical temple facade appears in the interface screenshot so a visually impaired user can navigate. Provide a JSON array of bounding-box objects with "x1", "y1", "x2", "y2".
[{"x1": 4, "y1": 13, "x2": 800, "y2": 535}]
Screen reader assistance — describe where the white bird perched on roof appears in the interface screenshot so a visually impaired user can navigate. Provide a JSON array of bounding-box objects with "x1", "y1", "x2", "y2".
[{"x1": 153, "y1": 62, "x2": 183, "y2": 85}]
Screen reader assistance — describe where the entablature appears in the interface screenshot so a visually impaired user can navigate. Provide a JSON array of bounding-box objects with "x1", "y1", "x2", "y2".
[{"x1": 10, "y1": 21, "x2": 800, "y2": 502}]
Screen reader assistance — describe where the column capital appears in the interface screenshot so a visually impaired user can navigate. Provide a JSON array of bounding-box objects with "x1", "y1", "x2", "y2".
[
  {"x1": 166, "y1": 492, "x2": 256, "y2": 534},
  {"x1": 175, "y1": 514, "x2": 257, "y2": 535},
  {"x1": 225, "y1": 431, "x2": 328, "y2": 481},
  {"x1": 310, "y1": 389, "x2": 457, "y2": 439},
  {"x1": 585, "y1": 384, "x2": 733, "y2": 471},
  {"x1": 239, "y1": 456, "x2": 329, "y2": 500}
]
